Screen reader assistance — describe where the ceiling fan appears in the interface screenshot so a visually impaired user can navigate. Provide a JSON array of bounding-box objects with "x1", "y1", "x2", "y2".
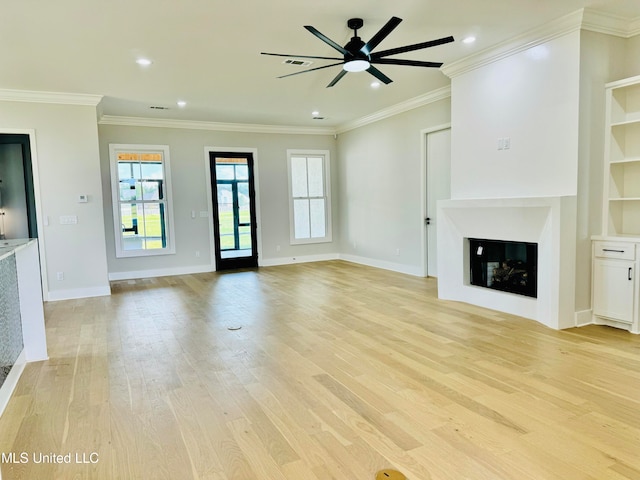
[{"x1": 261, "y1": 17, "x2": 454, "y2": 87}]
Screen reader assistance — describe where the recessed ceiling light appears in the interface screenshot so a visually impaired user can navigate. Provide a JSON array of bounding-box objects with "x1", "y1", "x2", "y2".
[
  {"x1": 136, "y1": 58, "x2": 152, "y2": 66},
  {"x1": 312, "y1": 110, "x2": 320, "y2": 116},
  {"x1": 371, "y1": 82, "x2": 381, "y2": 89},
  {"x1": 177, "y1": 101, "x2": 186, "y2": 108},
  {"x1": 462, "y1": 36, "x2": 476, "y2": 44}
]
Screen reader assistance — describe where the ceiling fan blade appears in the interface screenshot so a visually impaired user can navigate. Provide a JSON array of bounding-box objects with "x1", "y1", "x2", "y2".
[
  {"x1": 366, "y1": 65, "x2": 393, "y2": 84},
  {"x1": 360, "y1": 16, "x2": 403, "y2": 56},
  {"x1": 304, "y1": 25, "x2": 351, "y2": 56},
  {"x1": 261, "y1": 52, "x2": 344, "y2": 61},
  {"x1": 327, "y1": 69, "x2": 348, "y2": 88},
  {"x1": 277, "y1": 62, "x2": 345, "y2": 79},
  {"x1": 371, "y1": 58, "x2": 443, "y2": 68},
  {"x1": 371, "y1": 36, "x2": 455, "y2": 59}
]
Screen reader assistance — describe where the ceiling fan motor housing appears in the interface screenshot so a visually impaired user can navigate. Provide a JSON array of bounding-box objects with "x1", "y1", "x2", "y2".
[{"x1": 345, "y1": 37, "x2": 368, "y2": 60}]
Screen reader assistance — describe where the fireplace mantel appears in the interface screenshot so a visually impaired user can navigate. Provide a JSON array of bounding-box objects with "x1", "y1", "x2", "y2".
[{"x1": 437, "y1": 196, "x2": 577, "y2": 330}]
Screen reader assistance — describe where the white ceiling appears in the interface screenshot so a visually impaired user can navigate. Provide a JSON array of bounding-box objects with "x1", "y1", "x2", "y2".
[{"x1": 1, "y1": 0, "x2": 639, "y2": 128}]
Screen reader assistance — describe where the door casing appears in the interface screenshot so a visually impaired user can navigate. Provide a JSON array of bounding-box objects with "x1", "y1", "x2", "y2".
[{"x1": 205, "y1": 147, "x2": 262, "y2": 270}]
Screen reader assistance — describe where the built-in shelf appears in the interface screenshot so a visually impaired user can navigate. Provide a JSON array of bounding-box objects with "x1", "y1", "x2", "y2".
[
  {"x1": 610, "y1": 157, "x2": 640, "y2": 164},
  {"x1": 604, "y1": 76, "x2": 640, "y2": 237}
]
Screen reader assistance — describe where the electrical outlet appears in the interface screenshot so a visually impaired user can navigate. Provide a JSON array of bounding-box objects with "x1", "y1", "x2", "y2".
[
  {"x1": 56, "y1": 272, "x2": 64, "y2": 281},
  {"x1": 195, "y1": 251, "x2": 200, "y2": 257}
]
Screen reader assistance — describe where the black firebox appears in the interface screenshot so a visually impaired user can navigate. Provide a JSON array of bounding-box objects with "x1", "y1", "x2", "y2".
[{"x1": 469, "y1": 238, "x2": 537, "y2": 298}]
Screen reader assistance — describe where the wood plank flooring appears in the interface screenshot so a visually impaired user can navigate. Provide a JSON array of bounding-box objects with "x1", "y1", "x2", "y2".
[{"x1": 1, "y1": 260, "x2": 640, "y2": 479}]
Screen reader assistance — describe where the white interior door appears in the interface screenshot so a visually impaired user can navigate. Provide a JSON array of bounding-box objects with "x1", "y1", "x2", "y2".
[{"x1": 426, "y1": 128, "x2": 451, "y2": 277}]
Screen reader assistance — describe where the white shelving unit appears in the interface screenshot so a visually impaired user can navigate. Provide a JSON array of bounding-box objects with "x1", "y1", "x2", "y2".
[
  {"x1": 603, "y1": 75, "x2": 640, "y2": 237},
  {"x1": 593, "y1": 75, "x2": 640, "y2": 333}
]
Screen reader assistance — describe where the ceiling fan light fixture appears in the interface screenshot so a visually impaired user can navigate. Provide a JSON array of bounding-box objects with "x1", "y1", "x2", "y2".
[{"x1": 343, "y1": 59, "x2": 370, "y2": 72}]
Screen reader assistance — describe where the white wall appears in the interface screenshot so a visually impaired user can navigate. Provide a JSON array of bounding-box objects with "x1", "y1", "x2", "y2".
[
  {"x1": 98, "y1": 124, "x2": 337, "y2": 277},
  {"x1": 0, "y1": 102, "x2": 110, "y2": 300},
  {"x1": 450, "y1": 32, "x2": 581, "y2": 199},
  {"x1": 336, "y1": 99, "x2": 451, "y2": 275}
]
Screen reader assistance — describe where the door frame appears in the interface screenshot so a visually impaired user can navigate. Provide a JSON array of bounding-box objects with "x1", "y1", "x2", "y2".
[
  {"x1": 0, "y1": 128, "x2": 48, "y2": 299},
  {"x1": 204, "y1": 146, "x2": 262, "y2": 270},
  {"x1": 420, "y1": 124, "x2": 451, "y2": 278}
]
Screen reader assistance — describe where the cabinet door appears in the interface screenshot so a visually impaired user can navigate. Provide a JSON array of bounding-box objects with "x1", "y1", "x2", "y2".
[{"x1": 593, "y1": 259, "x2": 635, "y2": 323}]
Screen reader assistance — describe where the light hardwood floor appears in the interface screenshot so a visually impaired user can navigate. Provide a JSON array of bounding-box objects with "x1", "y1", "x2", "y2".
[{"x1": 1, "y1": 260, "x2": 640, "y2": 479}]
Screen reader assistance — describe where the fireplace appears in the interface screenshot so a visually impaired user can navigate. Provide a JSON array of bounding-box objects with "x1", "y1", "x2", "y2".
[
  {"x1": 437, "y1": 197, "x2": 576, "y2": 329},
  {"x1": 469, "y1": 238, "x2": 537, "y2": 298}
]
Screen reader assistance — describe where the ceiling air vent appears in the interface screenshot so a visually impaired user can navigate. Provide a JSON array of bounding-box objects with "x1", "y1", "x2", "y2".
[
  {"x1": 313, "y1": 116, "x2": 325, "y2": 120},
  {"x1": 149, "y1": 106, "x2": 170, "y2": 110},
  {"x1": 283, "y1": 58, "x2": 313, "y2": 67}
]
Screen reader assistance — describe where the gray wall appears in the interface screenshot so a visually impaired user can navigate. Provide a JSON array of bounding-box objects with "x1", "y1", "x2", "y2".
[
  {"x1": 336, "y1": 98, "x2": 451, "y2": 274},
  {"x1": 575, "y1": 30, "x2": 630, "y2": 313},
  {"x1": 98, "y1": 125, "x2": 338, "y2": 275},
  {"x1": 0, "y1": 101, "x2": 110, "y2": 301}
]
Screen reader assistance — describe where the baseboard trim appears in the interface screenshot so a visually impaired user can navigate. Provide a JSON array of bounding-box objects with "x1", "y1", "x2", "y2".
[
  {"x1": 47, "y1": 285, "x2": 112, "y2": 301},
  {"x1": 0, "y1": 350, "x2": 26, "y2": 418},
  {"x1": 260, "y1": 253, "x2": 339, "y2": 267},
  {"x1": 338, "y1": 254, "x2": 425, "y2": 277},
  {"x1": 575, "y1": 309, "x2": 593, "y2": 328},
  {"x1": 108, "y1": 264, "x2": 215, "y2": 281},
  {"x1": 107, "y1": 254, "x2": 424, "y2": 281}
]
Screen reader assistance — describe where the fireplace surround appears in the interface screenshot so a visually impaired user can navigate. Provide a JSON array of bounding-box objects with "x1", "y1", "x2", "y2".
[{"x1": 437, "y1": 196, "x2": 577, "y2": 330}]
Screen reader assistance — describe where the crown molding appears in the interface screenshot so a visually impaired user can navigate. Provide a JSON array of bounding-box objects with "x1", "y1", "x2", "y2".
[
  {"x1": 442, "y1": 9, "x2": 585, "y2": 79},
  {"x1": 101, "y1": 87, "x2": 452, "y2": 137},
  {"x1": 582, "y1": 9, "x2": 640, "y2": 38},
  {"x1": 0, "y1": 89, "x2": 103, "y2": 106},
  {"x1": 630, "y1": 17, "x2": 640, "y2": 37},
  {"x1": 335, "y1": 86, "x2": 451, "y2": 134},
  {"x1": 98, "y1": 115, "x2": 336, "y2": 135},
  {"x1": 442, "y1": 8, "x2": 640, "y2": 79}
]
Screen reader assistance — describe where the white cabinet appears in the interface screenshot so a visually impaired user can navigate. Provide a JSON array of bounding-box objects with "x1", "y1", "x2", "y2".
[
  {"x1": 591, "y1": 240, "x2": 639, "y2": 332},
  {"x1": 593, "y1": 261, "x2": 634, "y2": 323}
]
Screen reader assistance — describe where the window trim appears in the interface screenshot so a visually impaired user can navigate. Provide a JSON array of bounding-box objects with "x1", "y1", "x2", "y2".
[
  {"x1": 109, "y1": 144, "x2": 176, "y2": 258},
  {"x1": 286, "y1": 149, "x2": 332, "y2": 245}
]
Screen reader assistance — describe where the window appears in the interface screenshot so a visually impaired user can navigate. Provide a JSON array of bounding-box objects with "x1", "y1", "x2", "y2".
[
  {"x1": 287, "y1": 149, "x2": 332, "y2": 244},
  {"x1": 109, "y1": 144, "x2": 175, "y2": 257}
]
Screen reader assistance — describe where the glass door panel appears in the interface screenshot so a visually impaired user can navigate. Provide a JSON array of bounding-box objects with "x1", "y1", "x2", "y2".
[{"x1": 210, "y1": 154, "x2": 258, "y2": 269}]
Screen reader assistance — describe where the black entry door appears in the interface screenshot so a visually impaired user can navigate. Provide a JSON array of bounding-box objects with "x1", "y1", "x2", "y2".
[{"x1": 210, "y1": 152, "x2": 258, "y2": 270}]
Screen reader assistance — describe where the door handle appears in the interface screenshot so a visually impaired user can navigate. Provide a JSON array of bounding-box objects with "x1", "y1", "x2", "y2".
[{"x1": 629, "y1": 267, "x2": 633, "y2": 281}]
